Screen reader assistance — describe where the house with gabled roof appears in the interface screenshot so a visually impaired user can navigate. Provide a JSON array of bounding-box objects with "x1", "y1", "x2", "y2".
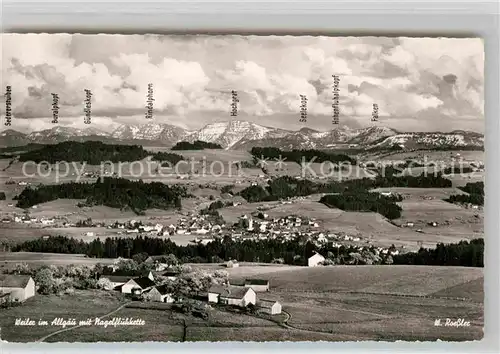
[
  {"x1": 0, "y1": 275, "x2": 35, "y2": 302},
  {"x1": 145, "y1": 284, "x2": 175, "y2": 303},
  {"x1": 99, "y1": 275, "x2": 133, "y2": 290},
  {"x1": 121, "y1": 277, "x2": 155, "y2": 294},
  {"x1": 208, "y1": 285, "x2": 256, "y2": 307},
  {"x1": 144, "y1": 256, "x2": 170, "y2": 271},
  {"x1": 230, "y1": 278, "x2": 270, "y2": 292},
  {"x1": 258, "y1": 299, "x2": 282, "y2": 315},
  {"x1": 308, "y1": 251, "x2": 325, "y2": 267},
  {"x1": 244, "y1": 278, "x2": 270, "y2": 292}
]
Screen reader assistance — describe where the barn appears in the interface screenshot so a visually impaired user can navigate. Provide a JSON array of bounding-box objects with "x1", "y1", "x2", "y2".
[
  {"x1": 146, "y1": 285, "x2": 175, "y2": 303},
  {"x1": 244, "y1": 279, "x2": 270, "y2": 292},
  {"x1": 259, "y1": 299, "x2": 282, "y2": 315},
  {"x1": 208, "y1": 285, "x2": 256, "y2": 307},
  {"x1": 121, "y1": 277, "x2": 155, "y2": 294},
  {"x1": 0, "y1": 275, "x2": 36, "y2": 302},
  {"x1": 100, "y1": 275, "x2": 132, "y2": 290}
]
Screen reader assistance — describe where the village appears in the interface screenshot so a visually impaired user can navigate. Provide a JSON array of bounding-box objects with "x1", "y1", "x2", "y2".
[{"x1": 0, "y1": 205, "x2": 405, "y2": 257}]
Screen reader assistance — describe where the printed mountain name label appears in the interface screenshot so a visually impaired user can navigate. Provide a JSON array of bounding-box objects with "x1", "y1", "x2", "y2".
[
  {"x1": 332, "y1": 75, "x2": 340, "y2": 124},
  {"x1": 83, "y1": 89, "x2": 92, "y2": 124},
  {"x1": 230, "y1": 90, "x2": 239, "y2": 117},
  {"x1": 4, "y1": 85, "x2": 12, "y2": 126},
  {"x1": 372, "y1": 103, "x2": 379, "y2": 122},
  {"x1": 299, "y1": 95, "x2": 307, "y2": 123},
  {"x1": 145, "y1": 83, "x2": 154, "y2": 119},
  {"x1": 51, "y1": 93, "x2": 59, "y2": 124}
]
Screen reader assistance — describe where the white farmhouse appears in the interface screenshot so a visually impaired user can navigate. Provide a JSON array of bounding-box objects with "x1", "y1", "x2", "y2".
[
  {"x1": 259, "y1": 299, "x2": 282, "y2": 315},
  {"x1": 308, "y1": 252, "x2": 325, "y2": 267},
  {"x1": 121, "y1": 277, "x2": 155, "y2": 294},
  {"x1": 145, "y1": 285, "x2": 175, "y2": 303},
  {"x1": 208, "y1": 285, "x2": 256, "y2": 307},
  {"x1": 0, "y1": 275, "x2": 36, "y2": 303}
]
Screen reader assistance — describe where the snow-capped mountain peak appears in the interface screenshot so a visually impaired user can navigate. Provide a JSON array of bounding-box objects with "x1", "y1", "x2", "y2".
[
  {"x1": 0, "y1": 120, "x2": 484, "y2": 151},
  {"x1": 186, "y1": 120, "x2": 287, "y2": 149}
]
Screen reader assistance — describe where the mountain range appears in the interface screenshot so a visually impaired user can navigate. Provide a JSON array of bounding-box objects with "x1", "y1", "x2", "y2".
[{"x1": 0, "y1": 120, "x2": 484, "y2": 151}]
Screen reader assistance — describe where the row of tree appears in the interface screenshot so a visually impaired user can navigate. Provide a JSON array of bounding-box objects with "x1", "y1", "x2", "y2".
[
  {"x1": 319, "y1": 192, "x2": 402, "y2": 220},
  {"x1": 150, "y1": 151, "x2": 184, "y2": 165},
  {"x1": 18, "y1": 141, "x2": 150, "y2": 164},
  {"x1": 393, "y1": 239, "x2": 484, "y2": 267},
  {"x1": 12, "y1": 235, "x2": 483, "y2": 267},
  {"x1": 14, "y1": 177, "x2": 189, "y2": 214},
  {"x1": 171, "y1": 140, "x2": 223, "y2": 150},
  {"x1": 444, "y1": 181, "x2": 484, "y2": 206}
]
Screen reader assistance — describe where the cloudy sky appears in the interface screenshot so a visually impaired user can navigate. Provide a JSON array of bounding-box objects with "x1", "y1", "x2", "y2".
[{"x1": 1, "y1": 34, "x2": 484, "y2": 133}]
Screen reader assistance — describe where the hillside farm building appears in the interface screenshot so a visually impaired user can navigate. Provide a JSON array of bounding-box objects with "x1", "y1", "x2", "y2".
[
  {"x1": 230, "y1": 278, "x2": 270, "y2": 292},
  {"x1": 0, "y1": 275, "x2": 36, "y2": 303},
  {"x1": 145, "y1": 285, "x2": 175, "y2": 303},
  {"x1": 259, "y1": 299, "x2": 282, "y2": 315},
  {"x1": 121, "y1": 277, "x2": 155, "y2": 294},
  {"x1": 308, "y1": 252, "x2": 325, "y2": 267},
  {"x1": 208, "y1": 285, "x2": 256, "y2": 307},
  {"x1": 100, "y1": 275, "x2": 132, "y2": 290},
  {"x1": 244, "y1": 279, "x2": 270, "y2": 292}
]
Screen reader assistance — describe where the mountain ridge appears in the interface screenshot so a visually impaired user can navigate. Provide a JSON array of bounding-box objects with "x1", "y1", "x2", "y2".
[{"x1": 0, "y1": 120, "x2": 484, "y2": 151}]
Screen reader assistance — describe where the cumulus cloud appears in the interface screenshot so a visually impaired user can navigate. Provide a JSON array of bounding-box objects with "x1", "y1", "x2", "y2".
[{"x1": 1, "y1": 34, "x2": 484, "y2": 133}]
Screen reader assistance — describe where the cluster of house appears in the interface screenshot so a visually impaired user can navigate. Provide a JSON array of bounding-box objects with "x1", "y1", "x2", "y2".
[
  {"x1": 191, "y1": 214, "x2": 368, "y2": 247},
  {"x1": 15, "y1": 181, "x2": 30, "y2": 186},
  {"x1": 463, "y1": 204, "x2": 481, "y2": 210},
  {"x1": 98, "y1": 270, "x2": 171, "y2": 300},
  {"x1": 98, "y1": 262, "x2": 282, "y2": 316},
  {"x1": 2, "y1": 214, "x2": 103, "y2": 228},
  {"x1": 165, "y1": 214, "x2": 226, "y2": 237},
  {"x1": 2, "y1": 215, "x2": 59, "y2": 226},
  {"x1": 207, "y1": 279, "x2": 282, "y2": 315},
  {"x1": 104, "y1": 214, "x2": 228, "y2": 239},
  {"x1": 0, "y1": 274, "x2": 36, "y2": 304},
  {"x1": 107, "y1": 220, "x2": 165, "y2": 235}
]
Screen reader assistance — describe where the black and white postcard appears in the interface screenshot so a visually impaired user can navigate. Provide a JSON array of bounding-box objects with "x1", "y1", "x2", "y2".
[{"x1": 0, "y1": 34, "x2": 484, "y2": 342}]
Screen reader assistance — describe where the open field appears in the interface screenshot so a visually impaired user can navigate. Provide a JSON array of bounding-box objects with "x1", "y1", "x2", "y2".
[
  {"x1": 0, "y1": 265, "x2": 483, "y2": 342},
  {"x1": 446, "y1": 172, "x2": 485, "y2": 188},
  {"x1": 0, "y1": 252, "x2": 117, "y2": 267},
  {"x1": 372, "y1": 187, "x2": 484, "y2": 237},
  {"x1": 191, "y1": 262, "x2": 301, "y2": 278},
  {"x1": 431, "y1": 277, "x2": 484, "y2": 303},
  {"x1": 226, "y1": 265, "x2": 483, "y2": 294}
]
